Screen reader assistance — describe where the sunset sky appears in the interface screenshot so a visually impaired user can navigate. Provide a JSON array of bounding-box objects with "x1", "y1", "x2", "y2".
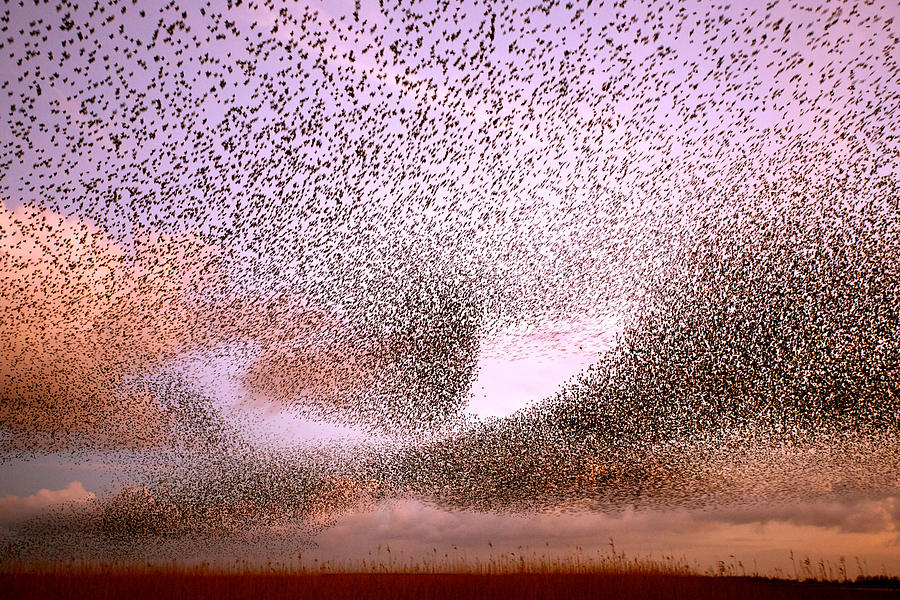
[{"x1": 1, "y1": 0, "x2": 899, "y2": 576}]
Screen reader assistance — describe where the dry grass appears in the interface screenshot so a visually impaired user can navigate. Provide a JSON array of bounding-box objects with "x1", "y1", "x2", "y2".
[
  {"x1": 2, "y1": 549, "x2": 897, "y2": 599},
  {"x1": 2, "y1": 571, "x2": 896, "y2": 600}
]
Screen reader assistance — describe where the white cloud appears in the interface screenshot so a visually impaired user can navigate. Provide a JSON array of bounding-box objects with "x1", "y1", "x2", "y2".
[{"x1": 0, "y1": 481, "x2": 94, "y2": 525}]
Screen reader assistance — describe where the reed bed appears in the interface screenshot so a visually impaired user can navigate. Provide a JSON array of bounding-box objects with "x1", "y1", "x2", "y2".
[{"x1": 2, "y1": 548, "x2": 897, "y2": 600}]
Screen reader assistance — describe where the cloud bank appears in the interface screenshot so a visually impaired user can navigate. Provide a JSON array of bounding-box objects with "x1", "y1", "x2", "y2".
[{"x1": 0, "y1": 481, "x2": 94, "y2": 526}]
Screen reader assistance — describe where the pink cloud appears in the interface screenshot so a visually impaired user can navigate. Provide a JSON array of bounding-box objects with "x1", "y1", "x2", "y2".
[
  {"x1": 0, "y1": 481, "x2": 94, "y2": 525},
  {"x1": 306, "y1": 497, "x2": 900, "y2": 576},
  {"x1": 0, "y1": 203, "x2": 218, "y2": 449}
]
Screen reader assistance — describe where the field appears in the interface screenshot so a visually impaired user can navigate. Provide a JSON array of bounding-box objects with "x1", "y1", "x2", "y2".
[{"x1": 3, "y1": 559, "x2": 898, "y2": 599}]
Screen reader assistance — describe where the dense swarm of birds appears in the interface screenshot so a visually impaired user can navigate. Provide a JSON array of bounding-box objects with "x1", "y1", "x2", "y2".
[{"x1": 1, "y1": 0, "x2": 898, "y2": 560}]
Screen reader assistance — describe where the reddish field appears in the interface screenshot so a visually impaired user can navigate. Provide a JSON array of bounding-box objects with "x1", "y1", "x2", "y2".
[{"x1": 2, "y1": 568, "x2": 898, "y2": 599}]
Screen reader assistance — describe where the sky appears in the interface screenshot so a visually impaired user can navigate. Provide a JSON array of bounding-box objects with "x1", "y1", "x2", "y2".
[{"x1": 1, "y1": 0, "x2": 900, "y2": 576}]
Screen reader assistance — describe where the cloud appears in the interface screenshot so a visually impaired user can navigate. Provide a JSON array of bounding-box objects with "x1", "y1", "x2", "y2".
[
  {"x1": 306, "y1": 496, "x2": 900, "y2": 574},
  {"x1": 699, "y1": 496, "x2": 900, "y2": 535},
  {"x1": 0, "y1": 481, "x2": 94, "y2": 526},
  {"x1": 0, "y1": 203, "x2": 218, "y2": 450},
  {"x1": 316, "y1": 496, "x2": 900, "y2": 554}
]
